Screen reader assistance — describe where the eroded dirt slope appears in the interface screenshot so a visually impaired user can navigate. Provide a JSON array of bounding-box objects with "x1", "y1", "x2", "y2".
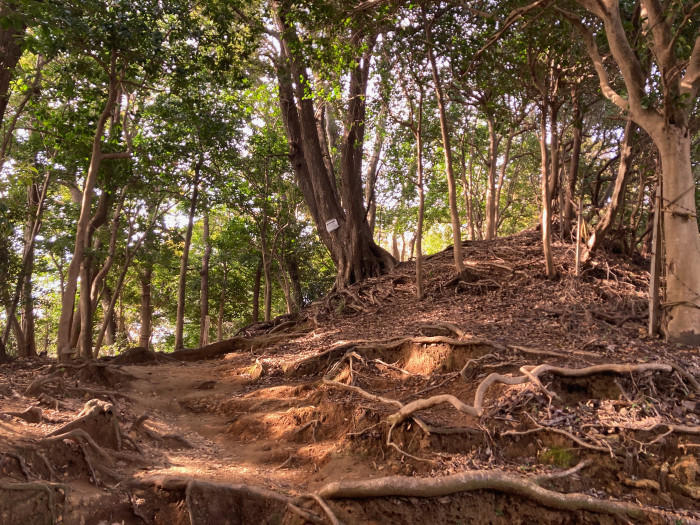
[{"x1": 1, "y1": 230, "x2": 698, "y2": 524}]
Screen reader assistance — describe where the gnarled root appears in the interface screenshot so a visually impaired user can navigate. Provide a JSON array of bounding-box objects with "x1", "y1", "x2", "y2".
[{"x1": 317, "y1": 469, "x2": 645, "y2": 519}]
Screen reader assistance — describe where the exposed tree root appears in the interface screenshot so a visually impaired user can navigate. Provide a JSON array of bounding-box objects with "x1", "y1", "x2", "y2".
[
  {"x1": 317, "y1": 469, "x2": 646, "y2": 519},
  {"x1": 170, "y1": 333, "x2": 304, "y2": 361},
  {"x1": 0, "y1": 480, "x2": 67, "y2": 523},
  {"x1": 48, "y1": 399, "x2": 123, "y2": 450},
  {"x1": 4, "y1": 406, "x2": 43, "y2": 423},
  {"x1": 289, "y1": 335, "x2": 502, "y2": 377},
  {"x1": 306, "y1": 493, "x2": 341, "y2": 525}
]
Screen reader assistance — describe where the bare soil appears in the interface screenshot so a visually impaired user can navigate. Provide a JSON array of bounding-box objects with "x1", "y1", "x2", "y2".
[{"x1": 1, "y1": 230, "x2": 698, "y2": 524}]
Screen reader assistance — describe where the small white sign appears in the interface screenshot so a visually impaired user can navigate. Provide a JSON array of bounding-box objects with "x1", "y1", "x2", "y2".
[{"x1": 325, "y1": 218, "x2": 339, "y2": 232}]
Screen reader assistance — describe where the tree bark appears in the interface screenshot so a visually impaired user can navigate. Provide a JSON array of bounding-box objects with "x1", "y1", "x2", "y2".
[
  {"x1": 485, "y1": 117, "x2": 499, "y2": 240},
  {"x1": 425, "y1": 19, "x2": 463, "y2": 272},
  {"x1": 199, "y1": 212, "x2": 211, "y2": 348},
  {"x1": 138, "y1": 265, "x2": 152, "y2": 349},
  {"x1": 273, "y1": 4, "x2": 394, "y2": 288},
  {"x1": 538, "y1": 103, "x2": 556, "y2": 278},
  {"x1": 174, "y1": 170, "x2": 200, "y2": 351},
  {"x1": 19, "y1": 183, "x2": 39, "y2": 357},
  {"x1": 562, "y1": 86, "x2": 582, "y2": 237},
  {"x1": 582, "y1": 120, "x2": 637, "y2": 262},
  {"x1": 0, "y1": 2, "x2": 25, "y2": 130},
  {"x1": 251, "y1": 259, "x2": 262, "y2": 323},
  {"x1": 415, "y1": 92, "x2": 425, "y2": 299},
  {"x1": 57, "y1": 73, "x2": 122, "y2": 360}
]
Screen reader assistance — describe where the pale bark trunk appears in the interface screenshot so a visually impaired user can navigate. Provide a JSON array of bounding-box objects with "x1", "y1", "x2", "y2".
[
  {"x1": 101, "y1": 293, "x2": 116, "y2": 346},
  {"x1": 657, "y1": 130, "x2": 700, "y2": 344},
  {"x1": 539, "y1": 104, "x2": 556, "y2": 278},
  {"x1": 217, "y1": 261, "x2": 226, "y2": 341},
  {"x1": 199, "y1": 212, "x2": 211, "y2": 348},
  {"x1": 57, "y1": 76, "x2": 120, "y2": 360},
  {"x1": 174, "y1": 172, "x2": 200, "y2": 350}
]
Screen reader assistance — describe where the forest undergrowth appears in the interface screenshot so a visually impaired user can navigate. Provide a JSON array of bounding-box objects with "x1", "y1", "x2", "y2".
[{"x1": 1, "y1": 229, "x2": 698, "y2": 524}]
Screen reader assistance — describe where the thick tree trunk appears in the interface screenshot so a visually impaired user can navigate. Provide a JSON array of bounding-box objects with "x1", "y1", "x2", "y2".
[
  {"x1": 426, "y1": 27, "x2": 463, "y2": 271},
  {"x1": 199, "y1": 212, "x2": 211, "y2": 348},
  {"x1": 273, "y1": 5, "x2": 394, "y2": 288},
  {"x1": 656, "y1": 129, "x2": 700, "y2": 344},
  {"x1": 0, "y1": 2, "x2": 25, "y2": 129},
  {"x1": 138, "y1": 265, "x2": 152, "y2": 349},
  {"x1": 174, "y1": 173, "x2": 200, "y2": 351}
]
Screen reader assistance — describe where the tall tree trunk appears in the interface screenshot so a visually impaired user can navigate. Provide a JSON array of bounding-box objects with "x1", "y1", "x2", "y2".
[
  {"x1": 251, "y1": 259, "x2": 262, "y2": 323},
  {"x1": 562, "y1": 86, "x2": 582, "y2": 237},
  {"x1": 138, "y1": 265, "x2": 152, "y2": 349},
  {"x1": 101, "y1": 293, "x2": 116, "y2": 346},
  {"x1": 425, "y1": 22, "x2": 463, "y2": 272},
  {"x1": 539, "y1": 103, "x2": 556, "y2": 278},
  {"x1": 199, "y1": 212, "x2": 211, "y2": 348},
  {"x1": 0, "y1": 2, "x2": 25, "y2": 129},
  {"x1": 217, "y1": 261, "x2": 227, "y2": 341},
  {"x1": 174, "y1": 171, "x2": 200, "y2": 351},
  {"x1": 19, "y1": 183, "x2": 39, "y2": 357},
  {"x1": 286, "y1": 256, "x2": 303, "y2": 311},
  {"x1": 485, "y1": 117, "x2": 499, "y2": 240},
  {"x1": 273, "y1": 5, "x2": 394, "y2": 288},
  {"x1": 415, "y1": 91, "x2": 425, "y2": 299},
  {"x1": 656, "y1": 129, "x2": 700, "y2": 344},
  {"x1": 58, "y1": 74, "x2": 124, "y2": 360}
]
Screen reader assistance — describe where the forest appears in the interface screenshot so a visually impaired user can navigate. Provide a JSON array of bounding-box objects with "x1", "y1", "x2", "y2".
[{"x1": 0, "y1": 0, "x2": 698, "y2": 524}]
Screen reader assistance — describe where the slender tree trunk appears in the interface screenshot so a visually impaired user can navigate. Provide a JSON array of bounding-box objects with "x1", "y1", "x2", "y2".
[
  {"x1": 101, "y1": 293, "x2": 116, "y2": 346},
  {"x1": 426, "y1": 26, "x2": 463, "y2": 272},
  {"x1": 391, "y1": 232, "x2": 400, "y2": 260},
  {"x1": 415, "y1": 92, "x2": 425, "y2": 299},
  {"x1": 286, "y1": 256, "x2": 303, "y2": 311},
  {"x1": 485, "y1": 117, "x2": 499, "y2": 240},
  {"x1": 539, "y1": 103, "x2": 556, "y2": 278},
  {"x1": 57, "y1": 76, "x2": 120, "y2": 360},
  {"x1": 78, "y1": 259, "x2": 93, "y2": 358},
  {"x1": 251, "y1": 260, "x2": 262, "y2": 323},
  {"x1": 217, "y1": 261, "x2": 227, "y2": 341},
  {"x1": 174, "y1": 171, "x2": 200, "y2": 350},
  {"x1": 582, "y1": 120, "x2": 637, "y2": 262},
  {"x1": 19, "y1": 183, "x2": 39, "y2": 357},
  {"x1": 199, "y1": 212, "x2": 211, "y2": 348},
  {"x1": 548, "y1": 102, "x2": 561, "y2": 217},
  {"x1": 563, "y1": 87, "x2": 582, "y2": 237},
  {"x1": 138, "y1": 265, "x2": 152, "y2": 349},
  {"x1": 263, "y1": 257, "x2": 272, "y2": 323}
]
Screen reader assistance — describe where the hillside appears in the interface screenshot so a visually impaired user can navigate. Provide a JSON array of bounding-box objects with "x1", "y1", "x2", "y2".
[{"x1": 1, "y1": 230, "x2": 698, "y2": 524}]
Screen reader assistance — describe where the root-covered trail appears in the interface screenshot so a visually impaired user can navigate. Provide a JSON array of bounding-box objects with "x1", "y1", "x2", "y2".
[{"x1": 1, "y1": 231, "x2": 699, "y2": 524}]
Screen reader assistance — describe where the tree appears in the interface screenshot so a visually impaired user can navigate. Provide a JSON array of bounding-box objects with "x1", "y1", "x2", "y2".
[
  {"x1": 562, "y1": 0, "x2": 700, "y2": 343},
  {"x1": 271, "y1": 0, "x2": 395, "y2": 288}
]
